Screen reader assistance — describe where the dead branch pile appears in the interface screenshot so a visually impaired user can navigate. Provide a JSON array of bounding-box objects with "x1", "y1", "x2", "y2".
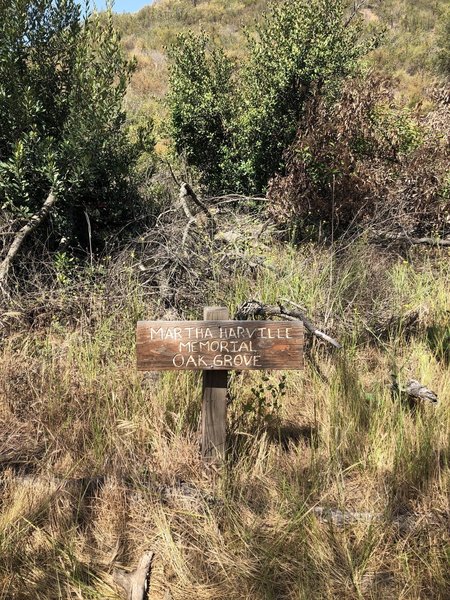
[
  {"x1": 0, "y1": 184, "x2": 274, "y2": 333},
  {"x1": 112, "y1": 184, "x2": 276, "y2": 314}
]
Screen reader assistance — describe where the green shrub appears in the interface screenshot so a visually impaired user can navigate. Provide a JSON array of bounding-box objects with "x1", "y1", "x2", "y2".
[
  {"x1": 230, "y1": 0, "x2": 372, "y2": 193},
  {"x1": 0, "y1": 1, "x2": 153, "y2": 249},
  {"x1": 168, "y1": 0, "x2": 373, "y2": 194},
  {"x1": 168, "y1": 31, "x2": 233, "y2": 191}
]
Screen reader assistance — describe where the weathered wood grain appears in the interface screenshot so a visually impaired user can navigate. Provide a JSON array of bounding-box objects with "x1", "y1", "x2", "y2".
[
  {"x1": 112, "y1": 551, "x2": 154, "y2": 600},
  {"x1": 136, "y1": 320, "x2": 304, "y2": 371},
  {"x1": 202, "y1": 307, "x2": 228, "y2": 462}
]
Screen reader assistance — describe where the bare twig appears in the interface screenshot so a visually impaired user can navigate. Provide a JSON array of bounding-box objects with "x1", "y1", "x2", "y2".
[
  {"x1": 280, "y1": 298, "x2": 341, "y2": 347},
  {"x1": 165, "y1": 160, "x2": 181, "y2": 187},
  {"x1": 179, "y1": 184, "x2": 195, "y2": 221},
  {"x1": 206, "y1": 193, "x2": 269, "y2": 204},
  {"x1": 344, "y1": 0, "x2": 368, "y2": 28},
  {"x1": 180, "y1": 183, "x2": 217, "y2": 238},
  {"x1": 235, "y1": 300, "x2": 342, "y2": 349},
  {"x1": 84, "y1": 211, "x2": 93, "y2": 269}
]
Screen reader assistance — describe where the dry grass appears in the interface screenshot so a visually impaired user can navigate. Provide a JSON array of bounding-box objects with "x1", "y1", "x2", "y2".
[{"x1": 0, "y1": 232, "x2": 449, "y2": 599}]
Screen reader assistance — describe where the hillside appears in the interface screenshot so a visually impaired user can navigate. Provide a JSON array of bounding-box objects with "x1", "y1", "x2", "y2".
[
  {"x1": 113, "y1": 0, "x2": 449, "y2": 123},
  {"x1": 111, "y1": 0, "x2": 269, "y2": 125}
]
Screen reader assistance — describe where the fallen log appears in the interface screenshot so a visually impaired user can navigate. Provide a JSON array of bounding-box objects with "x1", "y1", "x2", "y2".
[
  {"x1": 312, "y1": 506, "x2": 380, "y2": 526},
  {"x1": 374, "y1": 234, "x2": 450, "y2": 248},
  {"x1": 406, "y1": 236, "x2": 450, "y2": 247},
  {"x1": 311, "y1": 506, "x2": 442, "y2": 535}
]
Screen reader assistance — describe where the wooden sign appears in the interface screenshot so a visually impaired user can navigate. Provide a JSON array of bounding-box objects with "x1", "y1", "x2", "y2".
[
  {"x1": 136, "y1": 307, "x2": 305, "y2": 463},
  {"x1": 136, "y1": 319, "x2": 304, "y2": 371}
]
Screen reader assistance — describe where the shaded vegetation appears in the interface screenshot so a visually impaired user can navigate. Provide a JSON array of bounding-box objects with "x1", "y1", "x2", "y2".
[
  {"x1": 269, "y1": 76, "x2": 450, "y2": 239},
  {"x1": 0, "y1": 0, "x2": 153, "y2": 251}
]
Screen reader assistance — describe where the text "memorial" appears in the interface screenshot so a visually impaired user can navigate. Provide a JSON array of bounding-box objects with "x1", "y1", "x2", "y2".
[{"x1": 136, "y1": 320, "x2": 304, "y2": 371}]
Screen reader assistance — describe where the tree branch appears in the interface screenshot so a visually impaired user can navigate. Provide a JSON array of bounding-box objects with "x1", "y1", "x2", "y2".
[
  {"x1": 344, "y1": 0, "x2": 368, "y2": 28},
  {"x1": 0, "y1": 190, "x2": 56, "y2": 297},
  {"x1": 235, "y1": 300, "x2": 342, "y2": 349},
  {"x1": 180, "y1": 183, "x2": 217, "y2": 238}
]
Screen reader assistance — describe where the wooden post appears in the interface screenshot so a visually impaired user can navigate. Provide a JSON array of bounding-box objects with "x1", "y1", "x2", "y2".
[
  {"x1": 202, "y1": 306, "x2": 229, "y2": 462},
  {"x1": 136, "y1": 311, "x2": 304, "y2": 463}
]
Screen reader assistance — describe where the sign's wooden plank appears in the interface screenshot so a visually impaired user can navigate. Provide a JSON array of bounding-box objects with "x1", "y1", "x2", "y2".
[
  {"x1": 202, "y1": 307, "x2": 228, "y2": 462},
  {"x1": 136, "y1": 320, "x2": 304, "y2": 371}
]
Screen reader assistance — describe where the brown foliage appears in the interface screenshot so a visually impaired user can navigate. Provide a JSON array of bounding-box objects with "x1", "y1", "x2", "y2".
[{"x1": 268, "y1": 77, "x2": 450, "y2": 240}]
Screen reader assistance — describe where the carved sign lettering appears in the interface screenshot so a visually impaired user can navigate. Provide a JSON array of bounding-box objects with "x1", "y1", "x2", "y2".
[{"x1": 136, "y1": 320, "x2": 304, "y2": 371}]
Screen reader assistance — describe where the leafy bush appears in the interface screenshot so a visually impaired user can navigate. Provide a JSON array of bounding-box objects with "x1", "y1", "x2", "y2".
[
  {"x1": 0, "y1": 1, "x2": 153, "y2": 250},
  {"x1": 167, "y1": 31, "x2": 232, "y2": 191},
  {"x1": 229, "y1": 0, "x2": 372, "y2": 193},
  {"x1": 168, "y1": 0, "x2": 373, "y2": 194}
]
